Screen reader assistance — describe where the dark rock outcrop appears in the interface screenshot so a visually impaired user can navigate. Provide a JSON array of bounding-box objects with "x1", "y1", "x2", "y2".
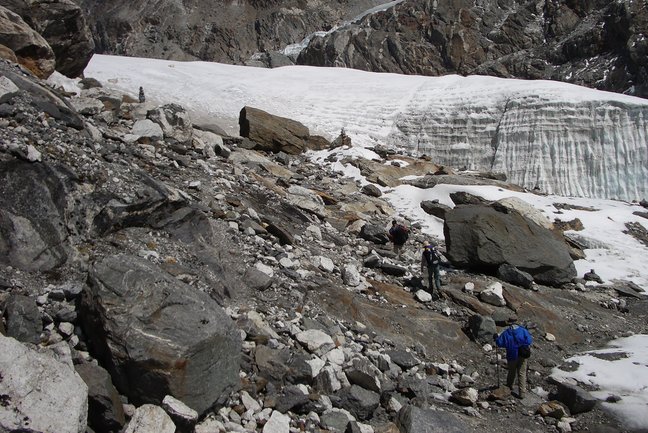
[
  {"x1": 0, "y1": 6, "x2": 55, "y2": 78},
  {"x1": 335, "y1": 385, "x2": 380, "y2": 421},
  {"x1": 0, "y1": 161, "x2": 75, "y2": 271},
  {"x1": 297, "y1": 0, "x2": 648, "y2": 99},
  {"x1": 467, "y1": 314, "x2": 497, "y2": 344},
  {"x1": 239, "y1": 106, "x2": 329, "y2": 154},
  {"x1": 444, "y1": 204, "x2": 577, "y2": 286},
  {"x1": 358, "y1": 223, "x2": 389, "y2": 245},
  {"x1": 0, "y1": 61, "x2": 84, "y2": 128},
  {"x1": 3, "y1": 0, "x2": 94, "y2": 77},
  {"x1": 73, "y1": 0, "x2": 387, "y2": 64},
  {"x1": 79, "y1": 254, "x2": 242, "y2": 415},
  {"x1": 497, "y1": 264, "x2": 535, "y2": 290}
]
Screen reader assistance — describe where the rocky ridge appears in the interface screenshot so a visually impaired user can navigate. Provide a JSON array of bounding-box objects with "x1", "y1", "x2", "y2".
[
  {"x1": 1, "y1": 59, "x2": 648, "y2": 433},
  {"x1": 296, "y1": 0, "x2": 648, "y2": 99},
  {"x1": 71, "y1": 0, "x2": 387, "y2": 66}
]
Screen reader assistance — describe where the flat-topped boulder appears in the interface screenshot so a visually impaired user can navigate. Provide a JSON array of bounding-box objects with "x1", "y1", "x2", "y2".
[{"x1": 239, "y1": 106, "x2": 329, "y2": 154}]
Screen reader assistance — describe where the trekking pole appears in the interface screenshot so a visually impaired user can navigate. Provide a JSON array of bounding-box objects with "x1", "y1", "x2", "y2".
[{"x1": 495, "y1": 347, "x2": 500, "y2": 388}]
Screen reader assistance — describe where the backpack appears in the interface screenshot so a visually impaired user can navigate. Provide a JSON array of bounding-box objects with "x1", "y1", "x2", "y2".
[
  {"x1": 424, "y1": 247, "x2": 440, "y2": 266},
  {"x1": 511, "y1": 325, "x2": 532, "y2": 359},
  {"x1": 391, "y1": 224, "x2": 409, "y2": 243}
]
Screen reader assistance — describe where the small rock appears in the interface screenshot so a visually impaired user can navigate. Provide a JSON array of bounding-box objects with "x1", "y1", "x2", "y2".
[
  {"x1": 26, "y1": 145, "x2": 42, "y2": 162},
  {"x1": 124, "y1": 404, "x2": 175, "y2": 433},
  {"x1": 342, "y1": 264, "x2": 362, "y2": 287},
  {"x1": 583, "y1": 269, "x2": 603, "y2": 283},
  {"x1": 451, "y1": 387, "x2": 478, "y2": 406},
  {"x1": 162, "y1": 395, "x2": 199, "y2": 426},
  {"x1": 479, "y1": 282, "x2": 506, "y2": 307},
  {"x1": 241, "y1": 391, "x2": 262, "y2": 412},
  {"x1": 361, "y1": 184, "x2": 382, "y2": 197},
  {"x1": 537, "y1": 401, "x2": 568, "y2": 419},
  {"x1": 262, "y1": 411, "x2": 290, "y2": 433},
  {"x1": 415, "y1": 290, "x2": 432, "y2": 303},
  {"x1": 295, "y1": 329, "x2": 335, "y2": 353},
  {"x1": 314, "y1": 256, "x2": 335, "y2": 272}
]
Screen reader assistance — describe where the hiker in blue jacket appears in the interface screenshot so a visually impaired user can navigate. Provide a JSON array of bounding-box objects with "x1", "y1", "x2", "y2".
[{"x1": 495, "y1": 324, "x2": 533, "y2": 398}]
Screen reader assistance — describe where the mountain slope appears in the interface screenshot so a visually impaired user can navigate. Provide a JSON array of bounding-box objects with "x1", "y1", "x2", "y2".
[
  {"x1": 296, "y1": 0, "x2": 648, "y2": 99},
  {"x1": 71, "y1": 0, "x2": 388, "y2": 64}
]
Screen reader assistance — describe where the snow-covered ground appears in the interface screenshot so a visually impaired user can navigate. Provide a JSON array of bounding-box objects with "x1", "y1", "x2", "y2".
[
  {"x1": 50, "y1": 53, "x2": 648, "y2": 428},
  {"x1": 551, "y1": 335, "x2": 648, "y2": 431}
]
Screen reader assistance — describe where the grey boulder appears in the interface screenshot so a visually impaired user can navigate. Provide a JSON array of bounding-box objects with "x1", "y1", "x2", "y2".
[
  {"x1": 0, "y1": 334, "x2": 88, "y2": 433},
  {"x1": 554, "y1": 381, "x2": 598, "y2": 414},
  {"x1": 0, "y1": 161, "x2": 75, "y2": 271},
  {"x1": 79, "y1": 254, "x2": 241, "y2": 415},
  {"x1": 444, "y1": 204, "x2": 577, "y2": 286},
  {"x1": 4, "y1": 294, "x2": 41, "y2": 344}
]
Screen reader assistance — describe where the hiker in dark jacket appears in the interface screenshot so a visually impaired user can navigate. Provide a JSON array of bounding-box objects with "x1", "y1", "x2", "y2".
[
  {"x1": 139, "y1": 86, "x2": 145, "y2": 103},
  {"x1": 387, "y1": 220, "x2": 409, "y2": 258},
  {"x1": 495, "y1": 324, "x2": 533, "y2": 398},
  {"x1": 421, "y1": 242, "x2": 442, "y2": 296}
]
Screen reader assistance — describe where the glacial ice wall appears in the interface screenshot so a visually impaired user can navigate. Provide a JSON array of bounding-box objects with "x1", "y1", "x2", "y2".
[{"x1": 391, "y1": 90, "x2": 648, "y2": 201}]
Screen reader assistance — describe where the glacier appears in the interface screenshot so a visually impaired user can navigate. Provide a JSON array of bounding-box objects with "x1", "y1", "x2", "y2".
[
  {"x1": 391, "y1": 81, "x2": 648, "y2": 200},
  {"x1": 79, "y1": 55, "x2": 648, "y2": 201}
]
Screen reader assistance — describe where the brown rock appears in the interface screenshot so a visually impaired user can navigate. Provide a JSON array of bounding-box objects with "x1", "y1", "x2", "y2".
[
  {"x1": 488, "y1": 386, "x2": 511, "y2": 401},
  {"x1": 0, "y1": 42, "x2": 17, "y2": 62},
  {"x1": 5, "y1": 0, "x2": 94, "y2": 77},
  {"x1": 239, "y1": 106, "x2": 311, "y2": 154},
  {"x1": 537, "y1": 401, "x2": 569, "y2": 419},
  {"x1": 0, "y1": 6, "x2": 55, "y2": 78}
]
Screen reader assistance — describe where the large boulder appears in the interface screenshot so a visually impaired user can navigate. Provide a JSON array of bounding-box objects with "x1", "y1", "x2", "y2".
[
  {"x1": 0, "y1": 6, "x2": 55, "y2": 78},
  {"x1": 0, "y1": 160, "x2": 75, "y2": 271},
  {"x1": 239, "y1": 106, "x2": 328, "y2": 154},
  {"x1": 0, "y1": 335, "x2": 88, "y2": 433},
  {"x1": 3, "y1": 0, "x2": 94, "y2": 77},
  {"x1": 443, "y1": 204, "x2": 577, "y2": 286},
  {"x1": 79, "y1": 254, "x2": 242, "y2": 415}
]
